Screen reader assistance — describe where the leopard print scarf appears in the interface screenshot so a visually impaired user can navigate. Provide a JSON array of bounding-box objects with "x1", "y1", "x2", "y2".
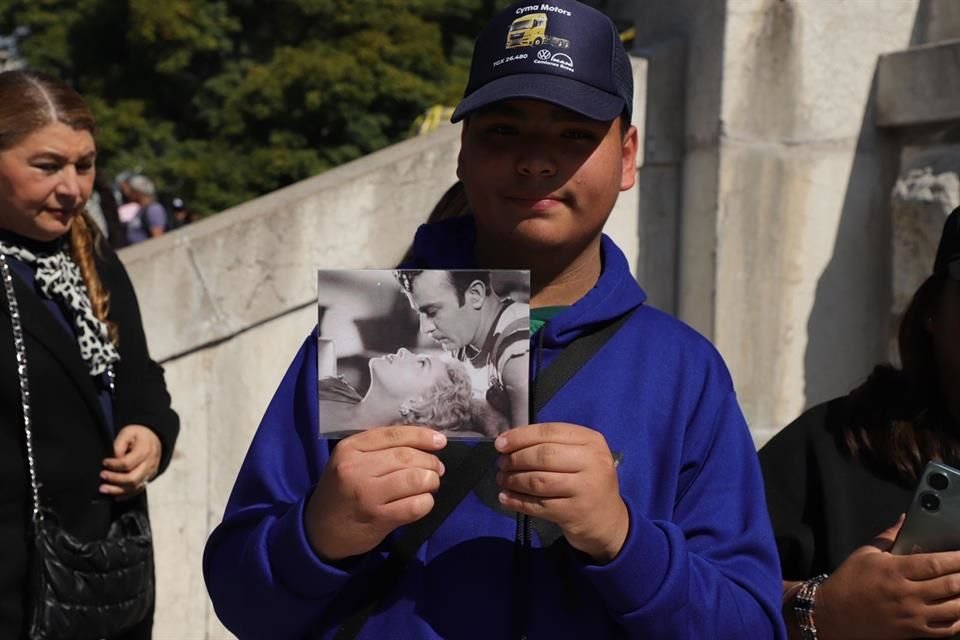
[{"x1": 0, "y1": 243, "x2": 120, "y2": 377}]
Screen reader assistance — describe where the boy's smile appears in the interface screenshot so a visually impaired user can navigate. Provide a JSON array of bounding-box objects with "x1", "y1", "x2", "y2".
[{"x1": 457, "y1": 99, "x2": 636, "y2": 266}]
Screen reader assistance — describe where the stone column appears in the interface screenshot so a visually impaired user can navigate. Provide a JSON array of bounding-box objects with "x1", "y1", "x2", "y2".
[
  {"x1": 889, "y1": 158, "x2": 959, "y2": 362},
  {"x1": 877, "y1": 1, "x2": 960, "y2": 362}
]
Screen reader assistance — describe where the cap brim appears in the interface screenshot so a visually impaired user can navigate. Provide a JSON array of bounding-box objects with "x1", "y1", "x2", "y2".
[{"x1": 451, "y1": 73, "x2": 625, "y2": 123}]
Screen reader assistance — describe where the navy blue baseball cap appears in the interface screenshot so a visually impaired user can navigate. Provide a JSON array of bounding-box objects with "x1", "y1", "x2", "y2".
[
  {"x1": 451, "y1": 0, "x2": 633, "y2": 123},
  {"x1": 934, "y1": 206, "x2": 960, "y2": 280}
]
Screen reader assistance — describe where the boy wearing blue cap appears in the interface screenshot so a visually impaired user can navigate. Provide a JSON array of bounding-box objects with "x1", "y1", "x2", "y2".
[{"x1": 204, "y1": 2, "x2": 785, "y2": 638}]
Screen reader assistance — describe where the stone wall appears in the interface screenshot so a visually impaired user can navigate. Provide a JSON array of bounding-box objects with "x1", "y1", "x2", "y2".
[
  {"x1": 620, "y1": 0, "x2": 728, "y2": 322},
  {"x1": 613, "y1": 0, "x2": 921, "y2": 444},
  {"x1": 717, "y1": 0, "x2": 918, "y2": 442}
]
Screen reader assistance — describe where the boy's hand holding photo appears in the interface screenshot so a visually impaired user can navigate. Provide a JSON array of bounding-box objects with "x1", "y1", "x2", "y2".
[
  {"x1": 305, "y1": 426, "x2": 447, "y2": 561},
  {"x1": 495, "y1": 422, "x2": 628, "y2": 563}
]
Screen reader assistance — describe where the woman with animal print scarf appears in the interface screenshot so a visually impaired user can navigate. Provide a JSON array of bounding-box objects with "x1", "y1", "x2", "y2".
[{"x1": 0, "y1": 69, "x2": 179, "y2": 640}]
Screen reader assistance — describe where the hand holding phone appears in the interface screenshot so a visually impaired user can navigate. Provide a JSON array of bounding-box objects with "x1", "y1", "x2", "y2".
[{"x1": 811, "y1": 508, "x2": 960, "y2": 639}]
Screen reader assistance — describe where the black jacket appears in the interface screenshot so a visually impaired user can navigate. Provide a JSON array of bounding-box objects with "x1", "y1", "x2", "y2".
[
  {"x1": 0, "y1": 245, "x2": 179, "y2": 639},
  {"x1": 759, "y1": 396, "x2": 913, "y2": 579}
]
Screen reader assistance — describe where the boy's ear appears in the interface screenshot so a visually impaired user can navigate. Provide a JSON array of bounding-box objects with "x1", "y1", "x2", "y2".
[{"x1": 619, "y1": 125, "x2": 639, "y2": 192}]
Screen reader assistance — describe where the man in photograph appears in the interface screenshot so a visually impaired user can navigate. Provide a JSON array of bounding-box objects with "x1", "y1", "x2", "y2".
[{"x1": 396, "y1": 270, "x2": 529, "y2": 427}]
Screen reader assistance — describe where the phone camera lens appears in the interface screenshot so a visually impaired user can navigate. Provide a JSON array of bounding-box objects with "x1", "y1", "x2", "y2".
[
  {"x1": 928, "y1": 472, "x2": 950, "y2": 491},
  {"x1": 921, "y1": 492, "x2": 941, "y2": 512}
]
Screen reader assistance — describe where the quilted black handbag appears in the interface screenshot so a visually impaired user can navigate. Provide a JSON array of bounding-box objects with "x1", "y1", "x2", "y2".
[
  {"x1": 1, "y1": 255, "x2": 155, "y2": 640},
  {"x1": 28, "y1": 508, "x2": 154, "y2": 640}
]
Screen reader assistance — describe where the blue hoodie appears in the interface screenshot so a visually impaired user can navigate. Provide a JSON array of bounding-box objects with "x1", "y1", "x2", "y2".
[{"x1": 204, "y1": 217, "x2": 786, "y2": 639}]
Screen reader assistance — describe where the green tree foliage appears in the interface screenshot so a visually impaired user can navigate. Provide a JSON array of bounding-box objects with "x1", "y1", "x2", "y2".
[{"x1": 0, "y1": 0, "x2": 508, "y2": 215}]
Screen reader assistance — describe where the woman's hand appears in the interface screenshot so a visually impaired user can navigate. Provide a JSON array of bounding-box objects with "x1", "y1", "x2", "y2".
[
  {"x1": 99, "y1": 424, "x2": 162, "y2": 499},
  {"x1": 814, "y1": 517, "x2": 960, "y2": 639}
]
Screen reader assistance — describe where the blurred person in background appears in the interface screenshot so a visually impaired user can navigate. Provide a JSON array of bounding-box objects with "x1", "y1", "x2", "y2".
[
  {"x1": 85, "y1": 173, "x2": 126, "y2": 249},
  {"x1": 123, "y1": 174, "x2": 166, "y2": 245},
  {"x1": 116, "y1": 173, "x2": 140, "y2": 233},
  {"x1": 166, "y1": 197, "x2": 196, "y2": 230}
]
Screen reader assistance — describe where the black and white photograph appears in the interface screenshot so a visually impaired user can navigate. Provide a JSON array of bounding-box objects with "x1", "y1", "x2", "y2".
[{"x1": 317, "y1": 268, "x2": 531, "y2": 440}]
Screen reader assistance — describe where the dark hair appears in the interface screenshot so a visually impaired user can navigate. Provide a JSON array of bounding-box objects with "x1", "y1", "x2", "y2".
[
  {"x1": 842, "y1": 274, "x2": 960, "y2": 485},
  {"x1": 395, "y1": 270, "x2": 491, "y2": 306},
  {"x1": 0, "y1": 70, "x2": 115, "y2": 343},
  {"x1": 621, "y1": 112, "x2": 634, "y2": 138}
]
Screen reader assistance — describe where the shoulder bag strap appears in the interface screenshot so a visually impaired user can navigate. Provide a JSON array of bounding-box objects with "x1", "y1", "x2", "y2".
[
  {"x1": 0, "y1": 255, "x2": 43, "y2": 524},
  {"x1": 531, "y1": 311, "x2": 633, "y2": 417}
]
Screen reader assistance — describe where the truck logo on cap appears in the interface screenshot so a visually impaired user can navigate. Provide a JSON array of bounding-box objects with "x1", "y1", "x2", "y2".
[{"x1": 506, "y1": 13, "x2": 570, "y2": 50}]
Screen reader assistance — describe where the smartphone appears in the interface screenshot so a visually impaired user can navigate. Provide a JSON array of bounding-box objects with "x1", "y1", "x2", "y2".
[{"x1": 891, "y1": 460, "x2": 960, "y2": 555}]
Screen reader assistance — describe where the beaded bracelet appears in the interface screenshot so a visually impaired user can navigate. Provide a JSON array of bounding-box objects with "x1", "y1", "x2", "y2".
[{"x1": 793, "y1": 574, "x2": 828, "y2": 640}]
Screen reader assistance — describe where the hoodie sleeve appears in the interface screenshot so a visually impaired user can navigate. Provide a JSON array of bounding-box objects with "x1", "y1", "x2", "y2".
[
  {"x1": 203, "y1": 330, "x2": 377, "y2": 638},
  {"x1": 576, "y1": 389, "x2": 785, "y2": 639}
]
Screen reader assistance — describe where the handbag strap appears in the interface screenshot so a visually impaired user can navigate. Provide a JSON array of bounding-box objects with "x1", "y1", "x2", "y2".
[
  {"x1": 327, "y1": 307, "x2": 635, "y2": 639},
  {"x1": 0, "y1": 254, "x2": 43, "y2": 523}
]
